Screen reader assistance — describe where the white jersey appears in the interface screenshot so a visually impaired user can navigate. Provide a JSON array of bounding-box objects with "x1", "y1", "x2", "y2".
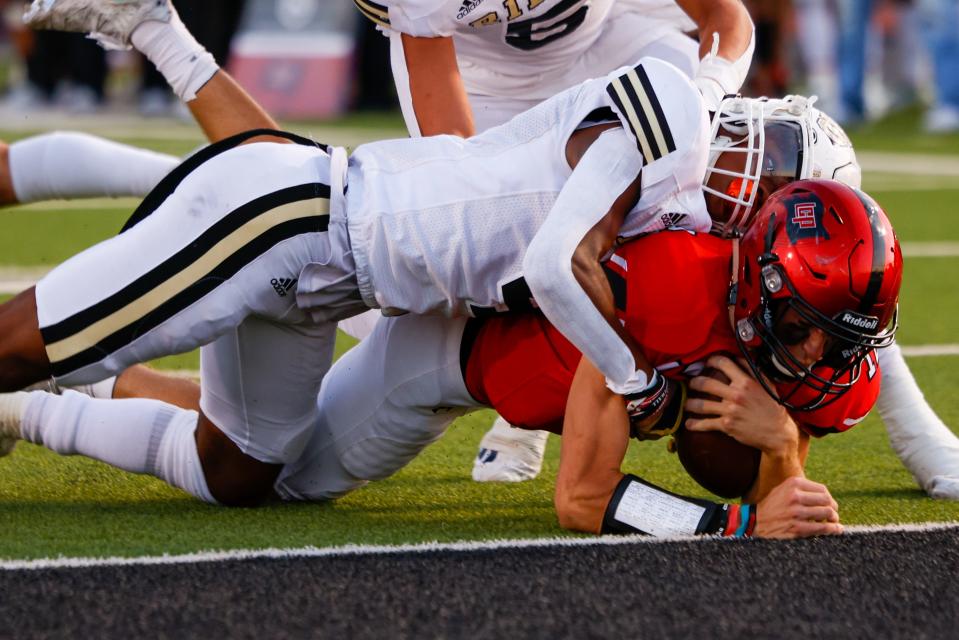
[
  {"x1": 355, "y1": 0, "x2": 696, "y2": 98},
  {"x1": 344, "y1": 56, "x2": 710, "y2": 318}
]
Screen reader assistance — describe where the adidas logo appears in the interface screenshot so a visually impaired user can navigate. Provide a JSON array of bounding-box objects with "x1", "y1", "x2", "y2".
[
  {"x1": 660, "y1": 212, "x2": 688, "y2": 228},
  {"x1": 271, "y1": 277, "x2": 297, "y2": 297},
  {"x1": 457, "y1": 0, "x2": 482, "y2": 19}
]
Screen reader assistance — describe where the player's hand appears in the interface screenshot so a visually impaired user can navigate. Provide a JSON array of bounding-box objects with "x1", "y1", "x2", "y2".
[
  {"x1": 753, "y1": 476, "x2": 843, "y2": 539},
  {"x1": 683, "y1": 355, "x2": 798, "y2": 455},
  {"x1": 628, "y1": 376, "x2": 687, "y2": 441}
]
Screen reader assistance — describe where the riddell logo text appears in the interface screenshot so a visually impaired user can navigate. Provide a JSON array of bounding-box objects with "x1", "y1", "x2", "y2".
[{"x1": 841, "y1": 312, "x2": 878, "y2": 330}]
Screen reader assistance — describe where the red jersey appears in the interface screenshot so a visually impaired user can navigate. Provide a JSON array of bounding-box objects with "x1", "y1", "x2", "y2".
[{"x1": 464, "y1": 230, "x2": 879, "y2": 436}]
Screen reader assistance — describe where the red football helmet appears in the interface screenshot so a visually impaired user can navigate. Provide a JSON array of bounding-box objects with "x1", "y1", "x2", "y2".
[{"x1": 731, "y1": 180, "x2": 902, "y2": 410}]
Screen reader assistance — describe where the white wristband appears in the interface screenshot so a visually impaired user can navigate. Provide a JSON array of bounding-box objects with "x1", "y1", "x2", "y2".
[
  {"x1": 130, "y1": 10, "x2": 218, "y2": 102},
  {"x1": 606, "y1": 369, "x2": 659, "y2": 396}
]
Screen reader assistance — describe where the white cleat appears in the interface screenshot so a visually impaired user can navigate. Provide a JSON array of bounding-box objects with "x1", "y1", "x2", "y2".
[
  {"x1": 0, "y1": 391, "x2": 29, "y2": 458},
  {"x1": 24, "y1": 0, "x2": 171, "y2": 49},
  {"x1": 472, "y1": 417, "x2": 549, "y2": 483}
]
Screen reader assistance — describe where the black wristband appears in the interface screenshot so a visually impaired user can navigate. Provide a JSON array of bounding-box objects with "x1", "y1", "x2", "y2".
[
  {"x1": 601, "y1": 474, "x2": 728, "y2": 536},
  {"x1": 601, "y1": 475, "x2": 644, "y2": 534}
]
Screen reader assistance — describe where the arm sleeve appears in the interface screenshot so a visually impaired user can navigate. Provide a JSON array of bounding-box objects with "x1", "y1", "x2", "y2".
[{"x1": 523, "y1": 127, "x2": 643, "y2": 387}]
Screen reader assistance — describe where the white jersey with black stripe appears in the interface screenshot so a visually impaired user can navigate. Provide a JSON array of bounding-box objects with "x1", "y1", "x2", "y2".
[
  {"x1": 343, "y1": 56, "x2": 710, "y2": 318},
  {"x1": 354, "y1": 0, "x2": 696, "y2": 99}
]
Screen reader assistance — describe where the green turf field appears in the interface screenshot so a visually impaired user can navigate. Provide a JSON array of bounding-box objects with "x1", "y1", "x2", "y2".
[{"x1": 1, "y1": 113, "x2": 958, "y2": 560}]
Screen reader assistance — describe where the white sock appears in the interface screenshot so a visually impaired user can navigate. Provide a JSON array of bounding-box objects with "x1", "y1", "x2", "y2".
[
  {"x1": 9, "y1": 132, "x2": 179, "y2": 203},
  {"x1": 21, "y1": 390, "x2": 217, "y2": 503},
  {"x1": 877, "y1": 343, "x2": 959, "y2": 499},
  {"x1": 130, "y1": 10, "x2": 218, "y2": 102}
]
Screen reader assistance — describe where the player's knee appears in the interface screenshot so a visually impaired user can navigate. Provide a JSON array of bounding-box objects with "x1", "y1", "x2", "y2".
[
  {"x1": 0, "y1": 289, "x2": 50, "y2": 390},
  {"x1": 194, "y1": 414, "x2": 282, "y2": 507},
  {"x1": 206, "y1": 478, "x2": 276, "y2": 507}
]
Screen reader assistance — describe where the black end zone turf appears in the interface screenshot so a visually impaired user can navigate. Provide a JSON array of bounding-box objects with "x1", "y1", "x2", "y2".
[{"x1": 3, "y1": 528, "x2": 958, "y2": 638}]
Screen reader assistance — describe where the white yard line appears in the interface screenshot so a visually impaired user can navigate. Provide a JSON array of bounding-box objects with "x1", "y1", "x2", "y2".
[
  {"x1": 858, "y1": 151, "x2": 959, "y2": 177},
  {"x1": 899, "y1": 242, "x2": 959, "y2": 257},
  {"x1": 1, "y1": 521, "x2": 956, "y2": 571},
  {"x1": 899, "y1": 344, "x2": 959, "y2": 357}
]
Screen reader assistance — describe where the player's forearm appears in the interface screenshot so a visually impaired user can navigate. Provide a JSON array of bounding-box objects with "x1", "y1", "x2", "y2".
[
  {"x1": 744, "y1": 432, "x2": 807, "y2": 503},
  {"x1": 677, "y1": 0, "x2": 755, "y2": 109},
  {"x1": 189, "y1": 71, "x2": 285, "y2": 144},
  {"x1": 555, "y1": 359, "x2": 631, "y2": 533},
  {"x1": 400, "y1": 34, "x2": 475, "y2": 137},
  {"x1": 126, "y1": 8, "x2": 284, "y2": 144}
]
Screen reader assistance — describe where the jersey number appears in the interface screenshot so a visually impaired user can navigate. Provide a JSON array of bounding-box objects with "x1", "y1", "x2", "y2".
[
  {"x1": 507, "y1": 0, "x2": 589, "y2": 50},
  {"x1": 471, "y1": 0, "x2": 589, "y2": 50}
]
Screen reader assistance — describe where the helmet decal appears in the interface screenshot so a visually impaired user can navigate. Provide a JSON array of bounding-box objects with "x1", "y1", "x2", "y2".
[{"x1": 785, "y1": 194, "x2": 830, "y2": 242}]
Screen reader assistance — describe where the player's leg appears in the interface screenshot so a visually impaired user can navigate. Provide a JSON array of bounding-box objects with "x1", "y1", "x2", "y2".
[
  {"x1": 111, "y1": 365, "x2": 199, "y2": 407},
  {"x1": 2, "y1": 313, "x2": 333, "y2": 506},
  {"x1": 877, "y1": 342, "x2": 959, "y2": 499},
  {"x1": 2, "y1": 388, "x2": 216, "y2": 502},
  {"x1": 0, "y1": 148, "x2": 345, "y2": 504},
  {"x1": 276, "y1": 314, "x2": 480, "y2": 501},
  {"x1": 197, "y1": 315, "x2": 338, "y2": 504},
  {"x1": 4, "y1": 132, "x2": 179, "y2": 204},
  {"x1": 0, "y1": 286, "x2": 54, "y2": 391}
]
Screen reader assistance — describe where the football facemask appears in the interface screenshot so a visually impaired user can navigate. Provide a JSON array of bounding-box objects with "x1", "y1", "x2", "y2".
[
  {"x1": 704, "y1": 95, "x2": 861, "y2": 237},
  {"x1": 731, "y1": 180, "x2": 902, "y2": 411}
]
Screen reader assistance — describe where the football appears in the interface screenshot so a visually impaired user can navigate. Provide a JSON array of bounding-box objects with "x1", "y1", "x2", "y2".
[{"x1": 674, "y1": 367, "x2": 762, "y2": 499}]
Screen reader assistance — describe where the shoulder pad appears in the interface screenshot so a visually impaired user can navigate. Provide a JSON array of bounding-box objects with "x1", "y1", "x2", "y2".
[{"x1": 605, "y1": 57, "x2": 704, "y2": 166}]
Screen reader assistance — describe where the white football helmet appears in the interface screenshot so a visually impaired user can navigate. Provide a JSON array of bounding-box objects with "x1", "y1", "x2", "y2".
[{"x1": 703, "y1": 94, "x2": 861, "y2": 236}]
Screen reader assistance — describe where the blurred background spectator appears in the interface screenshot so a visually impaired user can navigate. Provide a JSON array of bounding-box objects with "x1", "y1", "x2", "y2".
[
  {"x1": 0, "y1": 0, "x2": 955, "y2": 133},
  {"x1": 0, "y1": 0, "x2": 107, "y2": 113}
]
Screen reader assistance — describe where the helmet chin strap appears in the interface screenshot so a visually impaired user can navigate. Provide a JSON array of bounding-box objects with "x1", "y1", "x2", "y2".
[{"x1": 726, "y1": 237, "x2": 740, "y2": 333}]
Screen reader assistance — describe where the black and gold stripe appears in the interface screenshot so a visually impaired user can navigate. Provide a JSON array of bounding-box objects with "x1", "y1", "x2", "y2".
[
  {"x1": 122, "y1": 128, "x2": 326, "y2": 233},
  {"x1": 353, "y1": 0, "x2": 390, "y2": 28},
  {"x1": 42, "y1": 183, "x2": 331, "y2": 377},
  {"x1": 606, "y1": 64, "x2": 677, "y2": 165}
]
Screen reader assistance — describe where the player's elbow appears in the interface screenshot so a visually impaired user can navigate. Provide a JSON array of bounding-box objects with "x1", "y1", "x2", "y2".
[{"x1": 523, "y1": 242, "x2": 568, "y2": 304}]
